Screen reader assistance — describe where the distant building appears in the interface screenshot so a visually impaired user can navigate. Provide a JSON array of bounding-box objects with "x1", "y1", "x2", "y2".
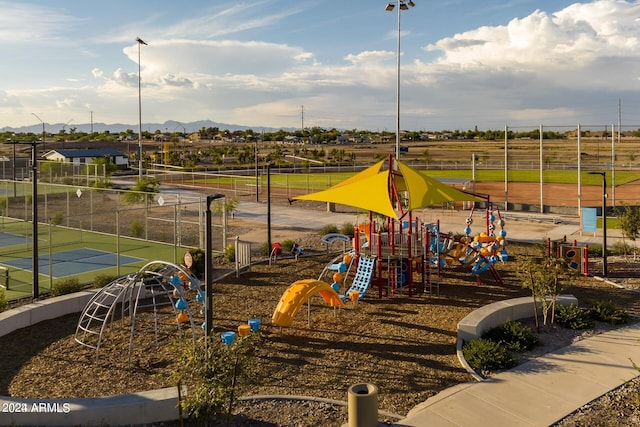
[{"x1": 42, "y1": 148, "x2": 129, "y2": 169}]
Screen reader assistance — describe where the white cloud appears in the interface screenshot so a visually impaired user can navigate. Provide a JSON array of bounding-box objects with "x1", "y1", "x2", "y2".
[{"x1": 0, "y1": 1, "x2": 84, "y2": 44}]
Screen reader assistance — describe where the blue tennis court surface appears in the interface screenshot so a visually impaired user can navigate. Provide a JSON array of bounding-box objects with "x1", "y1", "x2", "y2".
[
  {"x1": 0, "y1": 232, "x2": 32, "y2": 247},
  {"x1": 2, "y1": 248, "x2": 143, "y2": 278}
]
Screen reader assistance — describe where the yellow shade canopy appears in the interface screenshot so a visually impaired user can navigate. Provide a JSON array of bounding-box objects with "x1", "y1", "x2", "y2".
[
  {"x1": 296, "y1": 167, "x2": 397, "y2": 218},
  {"x1": 294, "y1": 156, "x2": 481, "y2": 219},
  {"x1": 396, "y1": 160, "x2": 480, "y2": 211}
]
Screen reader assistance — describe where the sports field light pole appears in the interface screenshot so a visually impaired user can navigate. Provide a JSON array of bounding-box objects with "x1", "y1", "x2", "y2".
[
  {"x1": 18, "y1": 141, "x2": 40, "y2": 297},
  {"x1": 205, "y1": 193, "x2": 225, "y2": 339},
  {"x1": 32, "y1": 113, "x2": 46, "y2": 151},
  {"x1": 136, "y1": 37, "x2": 147, "y2": 180},
  {"x1": 385, "y1": 0, "x2": 415, "y2": 159},
  {"x1": 588, "y1": 172, "x2": 608, "y2": 277}
]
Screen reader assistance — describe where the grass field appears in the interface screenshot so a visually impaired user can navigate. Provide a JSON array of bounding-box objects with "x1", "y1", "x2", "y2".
[{"x1": 193, "y1": 168, "x2": 637, "y2": 191}]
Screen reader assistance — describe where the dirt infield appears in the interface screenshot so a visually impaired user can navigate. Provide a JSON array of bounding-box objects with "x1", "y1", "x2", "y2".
[{"x1": 472, "y1": 181, "x2": 640, "y2": 209}]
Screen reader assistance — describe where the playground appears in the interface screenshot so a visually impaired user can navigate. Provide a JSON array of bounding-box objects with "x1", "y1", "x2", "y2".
[
  {"x1": 2, "y1": 151, "x2": 640, "y2": 425},
  {"x1": 2, "y1": 239, "x2": 640, "y2": 425}
]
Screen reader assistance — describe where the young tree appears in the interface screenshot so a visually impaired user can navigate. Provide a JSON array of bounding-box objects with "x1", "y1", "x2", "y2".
[
  {"x1": 517, "y1": 250, "x2": 573, "y2": 331},
  {"x1": 615, "y1": 203, "x2": 640, "y2": 259},
  {"x1": 172, "y1": 334, "x2": 260, "y2": 426}
]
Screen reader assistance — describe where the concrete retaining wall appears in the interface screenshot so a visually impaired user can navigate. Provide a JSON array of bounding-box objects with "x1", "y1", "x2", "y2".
[
  {"x1": 456, "y1": 294, "x2": 578, "y2": 381},
  {"x1": 0, "y1": 292, "x2": 180, "y2": 426},
  {"x1": 457, "y1": 295, "x2": 578, "y2": 344},
  {"x1": 457, "y1": 294, "x2": 578, "y2": 344}
]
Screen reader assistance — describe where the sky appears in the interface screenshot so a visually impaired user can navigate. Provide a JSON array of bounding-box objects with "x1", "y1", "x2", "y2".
[{"x1": 2, "y1": 0, "x2": 640, "y2": 133}]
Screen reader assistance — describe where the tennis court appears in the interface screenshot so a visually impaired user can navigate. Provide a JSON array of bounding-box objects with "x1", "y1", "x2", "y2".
[
  {"x1": 2, "y1": 248, "x2": 143, "y2": 279},
  {"x1": 0, "y1": 231, "x2": 32, "y2": 247}
]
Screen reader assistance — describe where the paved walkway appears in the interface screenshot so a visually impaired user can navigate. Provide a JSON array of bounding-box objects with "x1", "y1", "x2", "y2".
[{"x1": 392, "y1": 324, "x2": 640, "y2": 426}]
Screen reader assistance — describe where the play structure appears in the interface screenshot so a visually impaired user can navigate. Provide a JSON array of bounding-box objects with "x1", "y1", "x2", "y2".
[
  {"x1": 292, "y1": 155, "x2": 511, "y2": 303},
  {"x1": 75, "y1": 260, "x2": 205, "y2": 364},
  {"x1": 271, "y1": 279, "x2": 344, "y2": 327},
  {"x1": 548, "y1": 237, "x2": 589, "y2": 276}
]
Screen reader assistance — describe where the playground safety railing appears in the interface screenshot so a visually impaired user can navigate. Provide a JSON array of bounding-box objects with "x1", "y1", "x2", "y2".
[{"x1": 234, "y1": 237, "x2": 252, "y2": 277}]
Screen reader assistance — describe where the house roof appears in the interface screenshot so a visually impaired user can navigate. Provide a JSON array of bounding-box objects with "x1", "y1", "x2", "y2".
[{"x1": 44, "y1": 148, "x2": 128, "y2": 159}]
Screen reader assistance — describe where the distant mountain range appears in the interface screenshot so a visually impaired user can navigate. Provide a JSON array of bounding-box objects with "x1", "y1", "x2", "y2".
[{"x1": 5, "y1": 119, "x2": 292, "y2": 134}]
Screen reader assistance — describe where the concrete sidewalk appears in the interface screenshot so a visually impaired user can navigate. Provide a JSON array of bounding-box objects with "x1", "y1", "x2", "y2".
[{"x1": 392, "y1": 323, "x2": 640, "y2": 426}]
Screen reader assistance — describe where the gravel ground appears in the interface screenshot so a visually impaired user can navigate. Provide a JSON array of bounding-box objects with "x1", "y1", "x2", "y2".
[{"x1": 1, "y1": 242, "x2": 640, "y2": 426}]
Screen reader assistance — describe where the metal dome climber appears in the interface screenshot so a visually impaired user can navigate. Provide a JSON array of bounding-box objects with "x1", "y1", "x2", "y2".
[{"x1": 74, "y1": 261, "x2": 205, "y2": 365}]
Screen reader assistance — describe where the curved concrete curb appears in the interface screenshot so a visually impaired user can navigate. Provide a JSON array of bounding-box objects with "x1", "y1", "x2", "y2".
[{"x1": 456, "y1": 294, "x2": 578, "y2": 381}]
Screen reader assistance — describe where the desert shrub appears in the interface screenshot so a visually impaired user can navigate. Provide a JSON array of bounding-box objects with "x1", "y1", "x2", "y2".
[
  {"x1": 171, "y1": 334, "x2": 261, "y2": 425},
  {"x1": 482, "y1": 319, "x2": 541, "y2": 352},
  {"x1": 0, "y1": 287, "x2": 7, "y2": 312},
  {"x1": 50, "y1": 211, "x2": 64, "y2": 226},
  {"x1": 340, "y1": 222, "x2": 355, "y2": 238},
  {"x1": 51, "y1": 277, "x2": 83, "y2": 296},
  {"x1": 187, "y1": 249, "x2": 205, "y2": 279},
  {"x1": 260, "y1": 242, "x2": 270, "y2": 257},
  {"x1": 555, "y1": 303, "x2": 594, "y2": 330},
  {"x1": 92, "y1": 274, "x2": 119, "y2": 289},
  {"x1": 610, "y1": 241, "x2": 632, "y2": 256},
  {"x1": 590, "y1": 300, "x2": 629, "y2": 325},
  {"x1": 130, "y1": 220, "x2": 144, "y2": 238},
  {"x1": 224, "y1": 243, "x2": 235, "y2": 262},
  {"x1": 587, "y1": 244, "x2": 602, "y2": 258},
  {"x1": 281, "y1": 239, "x2": 296, "y2": 252},
  {"x1": 462, "y1": 338, "x2": 518, "y2": 374},
  {"x1": 319, "y1": 224, "x2": 339, "y2": 236}
]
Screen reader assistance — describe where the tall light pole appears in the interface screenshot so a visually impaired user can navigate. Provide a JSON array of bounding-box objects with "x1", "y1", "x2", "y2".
[
  {"x1": 62, "y1": 119, "x2": 73, "y2": 149},
  {"x1": 136, "y1": 37, "x2": 147, "y2": 180},
  {"x1": 385, "y1": 0, "x2": 415, "y2": 159},
  {"x1": 205, "y1": 194, "x2": 225, "y2": 340},
  {"x1": 589, "y1": 171, "x2": 608, "y2": 277},
  {"x1": 32, "y1": 113, "x2": 46, "y2": 151}
]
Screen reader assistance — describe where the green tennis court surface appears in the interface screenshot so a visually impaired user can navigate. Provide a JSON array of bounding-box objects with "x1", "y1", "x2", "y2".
[{"x1": 2, "y1": 248, "x2": 142, "y2": 278}]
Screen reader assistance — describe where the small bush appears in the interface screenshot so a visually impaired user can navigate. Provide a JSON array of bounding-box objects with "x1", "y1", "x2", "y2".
[
  {"x1": 224, "y1": 243, "x2": 236, "y2": 262},
  {"x1": 51, "y1": 277, "x2": 83, "y2": 296},
  {"x1": 187, "y1": 249, "x2": 205, "y2": 279},
  {"x1": 260, "y1": 242, "x2": 270, "y2": 257},
  {"x1": 319, "y1": 224, "x2": 339, "y2": 236},
  {"x1": 610, "y1": 241, "x2": 633, "y2": 256},
  {"x1": 587, "y1": 244, "x2": 602, "y2": 258},
  {"x1": 462, "y1": 338, "x2": 518, "y2": 374},
  {"x1": 0, "y1": 287, "x2": 7, "y2": 312},
  {"x1": 50, "y1": 211, "x2": 64, "y2": 226},
  {"x1": 281, "y1": 239, "x2": 296, "y2": 252},
  {"x1": 555, "y1": 303, "x2": 594, "y2": 330},
  {"x1": 92, "y1": 274, "x2": 119, "y2": 289},
  {"x1": 590, "y1": 300, "x2": 629, "y2": 325},
  {"x1": 340, "y1": 222, "x2": 355, "y2": 238},
  {"x1": 130, "y1": 220, "x2": 144, "y2": 238},
  {"x1": 482, "y1": 319, "x2": 541, "y2": 352}
]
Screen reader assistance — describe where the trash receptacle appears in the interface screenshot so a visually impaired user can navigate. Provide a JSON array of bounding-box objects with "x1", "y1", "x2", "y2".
[{"x1": 347, "y1": 383, "x2": 378, "y2": 427}]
